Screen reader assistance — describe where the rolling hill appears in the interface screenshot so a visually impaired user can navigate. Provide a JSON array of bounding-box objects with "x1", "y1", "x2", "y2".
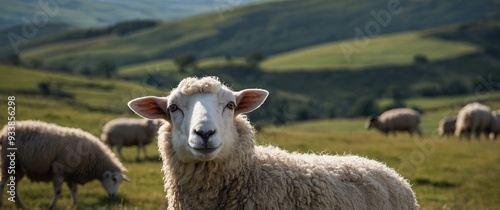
[
  {"x1": 1, "y1": 64, "x2": 500, "y2": 209},
  {"x1": 0, "y1": 0, "x2": 267, "y2": 28},
  {"x1": 9, "y1": 0, "x2": 500, "y2": 71},
  {"x1": 261, "y1": 30, "x2": 480, "y2": 71}
]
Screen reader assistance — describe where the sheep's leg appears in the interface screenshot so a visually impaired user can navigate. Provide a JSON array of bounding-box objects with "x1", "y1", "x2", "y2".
[
  {"x1": 117, "y1": 143, "x2": 126, "y2": 161},
  {"x1": 0, "y1": 171, "x2": 5, "y2": 207},
  {"x1": 416, "y1": 129, "x2": 423, "y2": 138},
  {"x1": 49, "y1": 175, "x2": 64, "y2": 210},
  {"x1": 136, "y1": 145, "x2": 142, "y2": 161},
  {"x1": 2, "y1": 170, "x2": 26, "y2": 208},
  {"x1": 67, "y1": 181, "x2": 78, "y2": 206},
  {"x1": 143, "y1": 146, "x2": 149, "y2": 160}
]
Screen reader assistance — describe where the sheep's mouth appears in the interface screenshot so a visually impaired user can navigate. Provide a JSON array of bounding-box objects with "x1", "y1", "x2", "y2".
[{"x1": 192, "y1": 146, "x2": 220, "y2": 155}]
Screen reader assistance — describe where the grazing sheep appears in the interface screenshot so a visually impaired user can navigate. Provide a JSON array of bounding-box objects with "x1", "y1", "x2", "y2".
[
  {"x1": 0, "y1": 120, "x2": 130, "y2": 209},
  {"x1": 489, "y1": 110, "x2": 500, "y2": 140},
  {"x1": 455, "y1": 102, "x2": 491, "y2": 140},
  {"x1": 128, "y1": 76, "x2": 419, "y2": 209},
  {"x1": 438, "y1": 116, "x2": 457, "y2": 137},
  {"x1": 365, "y1": 108, "x2": 422, "y2": 137},
  {"x1": 101, "y1": 118, "x2": 159, "y2": 161}
]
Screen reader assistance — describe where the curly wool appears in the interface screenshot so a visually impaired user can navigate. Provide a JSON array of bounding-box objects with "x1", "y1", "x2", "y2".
[
  {"x1": 488, "y1": 110, "x2": 500, "y2": 139},
  {"x1": 158, "y1": 115, "x2": 419, "y2": 209},
  {"x1": 438, "y1": 117, "x2": 456, "y2": 137},
  {"x1": 101, "y1": 118, "x2": 157, "y2": 147},
  {"x1": 177, "y1": 76, "x2": 224, "y2": 95},
  {"x1": 455, "y1": 102, "x2": 491, "y2": 138},
  {"x1": 368, "y1": 108, "x2": 421, "y2": 135},
  {"x1": 1, "y1": 120, "x2": 126, "y2": 183}
]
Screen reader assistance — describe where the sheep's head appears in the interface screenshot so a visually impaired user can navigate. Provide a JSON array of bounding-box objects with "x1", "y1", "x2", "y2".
[
  {"x1": 128, "y1": 76, "x2": 268, "y2": 162},
  {"x1": 365, "y1": 116, "x2": 377, "y2": 130},
  {"x1": 101, "y1": 171, "x2": 131, "y2": 197}
]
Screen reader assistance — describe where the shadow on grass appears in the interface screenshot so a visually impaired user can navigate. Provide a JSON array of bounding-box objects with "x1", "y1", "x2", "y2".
[
  {"x1": 414, "y1": 178, "x2": 459, "y2": 189},
  {"x1": 88, "y1": 195, "x2": 130, "y2": 209},
  {"x1": 121, "y1": 155, "x2": 162, "y2": 163}
]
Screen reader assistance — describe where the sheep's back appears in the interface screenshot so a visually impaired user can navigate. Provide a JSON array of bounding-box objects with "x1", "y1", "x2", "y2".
[
  {"x1": 2, "y1": 120, "x2": 124, "y2": 183},
  {"x1": 378, "y1": 108, "x2": 420, "y2": 130},
  {"x1": 253, "y1": 145, "x2": 418, "y2": 209},
  {"x1": 102, "y1": 119, "x2": 148, "y2": 146},
  {"x1": 456, "y1": 103, "x2": 491, "y2": 132},
  {"x1": 490, "y1": 111, "x2": 500, "y2": 132}
]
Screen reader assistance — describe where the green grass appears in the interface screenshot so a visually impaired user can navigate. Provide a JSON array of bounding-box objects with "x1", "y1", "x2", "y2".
[
  {"x1": 118, "y1": 57, "x2": 247, "y2": 76},
  {"x1": 259, "y1": 116, "x2": 500, "y2": 209},
  {"x1": 1, "y1": 65, "x2": 500, "y2": 209},
  {"x1": 261, "y1": 31, "x2": 480, "y2": 71}
]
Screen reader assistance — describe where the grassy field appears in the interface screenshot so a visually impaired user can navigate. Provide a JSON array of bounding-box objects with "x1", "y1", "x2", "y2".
[
  {"x1": 261, "y1": 31, "x2": 480, "y2": 71},
  {"x1": 1, "y1": 65, "x2": 499, "y2": 209},
  {"x1": 118, "y1": 57, "x2": 247, "y2": 77}
]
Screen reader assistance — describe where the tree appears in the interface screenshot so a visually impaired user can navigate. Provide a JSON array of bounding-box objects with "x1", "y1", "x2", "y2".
[
  {"x1": 31, "y1": 59, "x2": 42, "y2": 68},
  {"x1": 245, "y1": 51, "x2": 265, "y2": 68},
  {"x1": 8, "y1": 54, "x2": 20, "y2": 65},
  {"x1": 225, "y1": 54, "x2": 233, "y2": 64},
  {"x1": 98, "y1": 60, "x2": 117, "y2": 79},
  {"x1": 349, "y1": 97, "x2": 379, "y2": 117},
  {"x1": 38, "y1": 82, "x2": 51, "y2": 95},
  {"x1": 174, "y1": 53, "x2": 196, "y2": 73},
  {"x1": 414, "y1": 54, "x2": 428, "y2": 65}
]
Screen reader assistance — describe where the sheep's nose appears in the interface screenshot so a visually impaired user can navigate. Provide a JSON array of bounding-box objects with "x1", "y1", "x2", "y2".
[{"x1": 194, "y1": 129, "x2": 216, "y2": 142}]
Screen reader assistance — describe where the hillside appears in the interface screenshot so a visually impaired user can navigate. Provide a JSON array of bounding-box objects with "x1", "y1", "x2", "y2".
[
  {"x1": 12, "y1": 0, "x2": 500, "y2": 71},
  {"x1": 261, "y1": 30, "x2": 480, "y2": 71},
  {"x1": 0, "y1": 0, "x2": 267, "y2": 28},
  {"x1": 1, "y1": 64, "x2": 500, "y2": 209}
]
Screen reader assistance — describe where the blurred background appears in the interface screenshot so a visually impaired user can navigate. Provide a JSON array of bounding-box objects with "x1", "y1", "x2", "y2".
[{"x1": 0, "y1": 0, "x2": 499, "y2": 209}]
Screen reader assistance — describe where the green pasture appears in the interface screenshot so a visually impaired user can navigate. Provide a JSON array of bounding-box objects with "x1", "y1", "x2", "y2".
[
  {"x1": 261, "y1": 31, "x2": 480, "y2": 71},
  {"x1": 0, "y1": 65, "x2": 499, "y2": 209},
  {"x1": 118, "y1": 57, "x2": 246, "y2": 77}
]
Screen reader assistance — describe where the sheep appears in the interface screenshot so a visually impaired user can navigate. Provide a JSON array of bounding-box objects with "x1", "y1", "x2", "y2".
[
  {"x1": 0, "y1": 120, "x2": 130, "y2": 209},
  {"x1": 101, "y1": 118, "x2": 159, "y2": 161},
  {"x1": 438, "y1": 116, "x2": 457, "y2": 137},
  {"x1": 128, "y1": 76, "x2": 419, "y2": 209},
  {"x1": 365, "y1": 108, "x2": 422, "y2": 137},
  {"x1": 455, "y1": 102, "x2": 491, "y2": 140},
  {"x1": 489, "y1": 110, "x2": 500, "y2": 140}
]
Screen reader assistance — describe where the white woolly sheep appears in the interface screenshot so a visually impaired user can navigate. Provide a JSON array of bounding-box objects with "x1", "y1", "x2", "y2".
[
  {"x1": 0, "y1": 120, "x2": 130, "y2": 209},
  {"x1": 365, "y1": 108, "x2": 422, "y2": 137},
  {"x1": 489, "y1": 110, "x2": 500, "y2": 140},
  {"x1": 128, "y1": 76, "x2": 419, "y2": 209},
  {"x1": 455, "y1": 102, "x2": 491, "y2": 140},
  {"x1": 101, "y1": 118, "x2": 159, "y2": 161},
  {"x1": 438, "y1": 116, "x2": 457, "y2": 137}
]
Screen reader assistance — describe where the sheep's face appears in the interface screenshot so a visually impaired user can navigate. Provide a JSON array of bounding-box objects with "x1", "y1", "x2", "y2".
[
  {"x1": 101, "y1": 171, "x2": 130, "y2": 197},
  {"x1": 365, "y1": 116, "x2": 377, "y2": 129},
  {"x1": 128, "y1": 76, "x2": 268, "y2": 162}
]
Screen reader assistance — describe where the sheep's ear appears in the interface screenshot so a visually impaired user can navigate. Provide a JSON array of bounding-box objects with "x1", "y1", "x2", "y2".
[
  {"x1": 128, "y1": 96, "x2": 170, "y2": 121},
  {"x1": 123, "y1": 174, "x2": 131, "y2": 182},
  {"x1": 234, "y1": 89, "x2": 269, "y2": 115}
]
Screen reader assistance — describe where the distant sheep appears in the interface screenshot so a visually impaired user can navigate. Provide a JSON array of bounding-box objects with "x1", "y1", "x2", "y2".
[
  {"x1": 455, "y1": 102, "x2": 491, "y2": 140},
  {"x1": 128, "y1": 76, "x2": 419, "y2": 209},
  {"x1": 438, "y1": 116, "x2": 456, "y2": 137},
  {"x1": 366, "y1": 108, "x2": 422, "y2": 137},
  {"x1": 489, "y1": 110, "x2": 500, "y2": 140},
  {"x1": 0, "y1": 120, "x2": 130, "y2": 209},
  {"x1": 101, "y1": 118, "x2": 159, "y2": 160}
]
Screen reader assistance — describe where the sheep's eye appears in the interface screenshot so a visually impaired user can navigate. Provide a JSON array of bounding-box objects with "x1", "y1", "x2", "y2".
[
  {"x1": 226, "y1": 101, "x2": 236, "y2": 110},
  {"x1": 168, "y1": 104, "x2": 179, "y2": 112}
]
